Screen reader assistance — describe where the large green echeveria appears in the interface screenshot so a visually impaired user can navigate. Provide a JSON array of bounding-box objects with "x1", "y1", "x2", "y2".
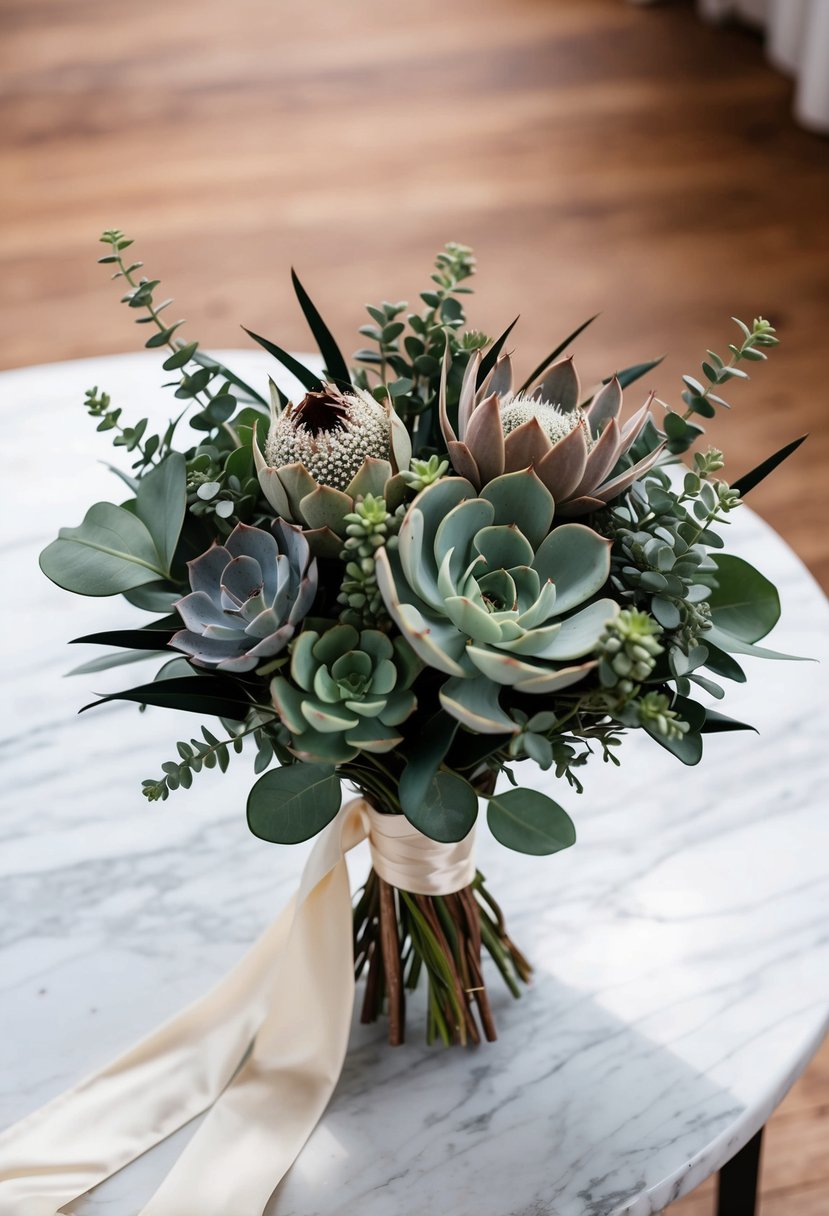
[
  {"x1": 270, "y1": 624, "x2": 419, "y2": 763},
  {"x1": 374, "y1": 471, "x2": 618, "y2": 733}
]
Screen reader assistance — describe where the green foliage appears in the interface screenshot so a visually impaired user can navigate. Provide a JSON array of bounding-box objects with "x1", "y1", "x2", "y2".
[
  {"x1": 401, "y1": 770, "x2": 479, "y2": 843},
  {"x1": 142, "y1": 720, "x2": 276, "y2": 801},
  {"x1": 663, "y1": 316, "x2": 779, "y2": 455},
  {"x1": 247, "y1": 763, "x2": 342, "y2": 844},
  {"x1": 486, "y1": 788, "x2": 576, "y2": 856},
  {"x1": 98, "y1": 230, "x2": 266, "y2": 447},
  {"x1": 39, "y1": 454, "x2": 186, "y2": 596},
  {"x1": 707, "y1": 554, "x2": 780, "y2": 642},
  {"x1": 337, "y1": 493, "x2": 400, "y2": 627},
  {"x1": 352, "y1": 243, "x2": 488, "y2": 455}
]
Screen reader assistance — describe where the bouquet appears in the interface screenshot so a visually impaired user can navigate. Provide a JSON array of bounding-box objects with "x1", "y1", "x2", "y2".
[{"x1": 40, "y1": 232, "x2": 800, "y2": 1051}]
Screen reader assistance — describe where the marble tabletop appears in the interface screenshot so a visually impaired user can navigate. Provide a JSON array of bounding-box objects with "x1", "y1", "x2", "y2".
[{"x1": 1, "y1": 351, "x2": 828, "y2": 1216}]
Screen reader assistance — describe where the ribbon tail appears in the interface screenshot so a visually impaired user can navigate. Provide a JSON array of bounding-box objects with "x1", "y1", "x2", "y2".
[
  {"x1": 141, "y1": 858, "x2": 356, "y2": 1215},
  {"x1": 0, "y1": 900, "x2": 294, "y2": 1216},
  {"x1": 0, "y1": 799, "x2": 370, "y2": 1216}
]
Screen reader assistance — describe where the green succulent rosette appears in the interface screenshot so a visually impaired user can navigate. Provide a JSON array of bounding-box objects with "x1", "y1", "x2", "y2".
[
  {"x1": 270, "y1": 623, "x2": 419, "y2": 763},
  {"x1": 375, "y1": 469, "x2": 619, "y2": 734}
]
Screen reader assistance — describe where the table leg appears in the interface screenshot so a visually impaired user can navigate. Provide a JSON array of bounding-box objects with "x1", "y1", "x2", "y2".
[{"x1": 716, "y1": 1127, "x2": 764, "y2": 1216}]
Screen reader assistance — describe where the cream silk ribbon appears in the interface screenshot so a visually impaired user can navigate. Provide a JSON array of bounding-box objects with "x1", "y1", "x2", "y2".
[{"x1": 0, "y1": 800, "x2": 476, "y2": 1216}]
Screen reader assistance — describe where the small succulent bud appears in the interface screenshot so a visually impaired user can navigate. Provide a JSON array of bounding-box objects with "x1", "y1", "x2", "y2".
[
  {"x1": 634, "y1": 691, "x2": 689, "y2": 740},
  {"x1": 400, "y1": 455, "x2": 450, "y2": 493},
  {"x1": 598, "y1": 608, "x2": 663, "y2": 689}
]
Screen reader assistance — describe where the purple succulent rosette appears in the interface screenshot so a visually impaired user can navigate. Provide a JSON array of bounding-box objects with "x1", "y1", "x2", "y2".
[{"x1": 172, "y1": 521, "x2": 317, "y2": 673}]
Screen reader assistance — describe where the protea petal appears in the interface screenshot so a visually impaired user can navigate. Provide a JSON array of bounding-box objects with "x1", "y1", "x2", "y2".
[
  {"x1": 298, "y1": 486, "x2": 353, "y2": 536},
  {"x1": 447, "y1": 440, "x2": 481, "y2": 487},
  {"x1": 620, "y1": 393, "x2": 655, "y2": 444},
  {"x1": 585, "y1": 376, "x2": 622, "y2": 437},
  {"x1": 591, "y1": 442, "x2": 666, "y2": 503},
  {"x1": 537, "y1": 356, "x2": 580, "y2": 412},
  {"x1": 572, "y1": 418, "x2": 622, "y2": 498},
  {"x1": 535, "y1": 425, "x2": 589, "y2": 501},
  {"x1": 457, "y1": 350, "x2": 482, "y2": 439},
  {"x1": 488, "y1": 352, "x2": 514, "y2": 400},
  {"x1": 439, "y1": 348, "x2": 459, "y2": 446},
  {"x1": 503, "y1": 417, "x2": 553, "y2": 472},
  {"x1": 346, "y1": 457, "x2": 393, "y2": 500},
  {"x1": 278, "y1": 463, "x2": 318, "y2": 518},
  {"x1": 464, "y1": 392, "x2": 506, "y2": 484}
]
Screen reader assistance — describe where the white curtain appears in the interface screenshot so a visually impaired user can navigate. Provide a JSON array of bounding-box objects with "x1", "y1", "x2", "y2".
[
  {"x1": 630, "y1": 0, "x2": 829, "y2": 133},
  {"x1": 700, "y1": 0, "x2": 829, "y2": 132}
]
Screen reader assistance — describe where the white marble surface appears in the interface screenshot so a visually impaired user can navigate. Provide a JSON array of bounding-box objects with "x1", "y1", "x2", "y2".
[{"x1": 1, "y1": 351, "x2": 828, "y2": 1216}]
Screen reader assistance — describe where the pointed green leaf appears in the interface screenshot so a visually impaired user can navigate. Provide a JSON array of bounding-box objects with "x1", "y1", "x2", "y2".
[
  {"x1": 80, "y1": 675, "x2": 253, "y2": 720},
  {"x1": 242, "y1": 327, "x2": 322, "y2": 392},
  {"x1": 291, "y1": 269, "x2": 352, "y2": 390},
  {"x1": 732, "y1": 435, "x2": 807, "y2": 497},
  {"x1": 518, "y1": 313, "x2": 598, "y2": 394},
  {"x1": 478, "y1": 316, "x2": 519, "y2": 387}
]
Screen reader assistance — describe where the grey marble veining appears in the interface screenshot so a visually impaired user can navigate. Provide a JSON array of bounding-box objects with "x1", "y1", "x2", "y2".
[{"x1": 1, "y1": 352, "x2": 827, "y2": 1216}]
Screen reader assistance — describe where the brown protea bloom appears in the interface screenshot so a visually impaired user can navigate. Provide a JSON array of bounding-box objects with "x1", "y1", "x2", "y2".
[
  {"x1": 439, "y1": 351, "x2": 662, "y2": 516},
  {"x1": 254, "y1": 383, "x2": 411, "y2": 555}
]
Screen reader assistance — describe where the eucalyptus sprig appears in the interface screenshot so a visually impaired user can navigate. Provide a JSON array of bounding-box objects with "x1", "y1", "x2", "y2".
[
  {"x1": 97, "y1": 230, "x2": 256, "y2": 447},
  {"x1": 352, "y1": 242, "x2": 489, "y2": 454},
  {"x1": 142, "y1": 719, "x2": 277, "y2": 802},
  {"x1": 662, "y1": 316, "x2": 779, "y2": 454}
]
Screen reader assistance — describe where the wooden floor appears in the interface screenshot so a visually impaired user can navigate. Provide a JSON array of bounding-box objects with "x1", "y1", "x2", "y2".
[{"x1": 1, "y1": 0, "x2": 827, "y2": 1210}]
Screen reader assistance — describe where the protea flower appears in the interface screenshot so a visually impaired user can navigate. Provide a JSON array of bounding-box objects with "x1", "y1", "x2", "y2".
[
  {"x1": 439, "y1": 351, "x2": 662, "y2": 516},
  {"x1": 375, "y1": 470, "x2": 618, "y2": 734},
  {"x1": 253, "y1": 384, "x2": 411, "y2": 555},
  {"x1": 171, "y1": 521, "x2": 316, "y2": 673},
  {"x1": 271, "y1": 624, "x2": 419, "y2": 763}
]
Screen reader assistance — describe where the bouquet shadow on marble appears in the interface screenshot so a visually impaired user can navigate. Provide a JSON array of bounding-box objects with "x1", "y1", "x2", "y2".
[{"x1": 40, "y1": 233, "x2": 804, "y2": 1046}]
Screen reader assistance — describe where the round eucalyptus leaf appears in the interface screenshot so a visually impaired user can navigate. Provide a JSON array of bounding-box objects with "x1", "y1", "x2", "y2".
[
  {"x1": 708, "y1": 555, "x2": 780, "y2": 643},
  {"x1": 403, "y1": 770, "x2": 478, "y2": 843},
  {"x1": 247, "y1": 763, "x2": 341, "y2": 845},
  {"x1": 487, "y1": 788, "x2": 576, "y2": 856},
  {"x1": 39, "y1": 502, "x2": 165, "y2": 596}
]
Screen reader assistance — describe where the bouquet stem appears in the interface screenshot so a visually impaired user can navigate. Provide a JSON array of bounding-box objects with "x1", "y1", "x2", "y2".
[{"x1": 353, "y1": 869, "x2": 531, "y2": 1046}]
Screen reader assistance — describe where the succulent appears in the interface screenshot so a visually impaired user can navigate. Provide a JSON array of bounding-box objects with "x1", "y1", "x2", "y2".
[
  {"x1": 270, "y1": 624, "x2": 419, "y2": 763},
  {"x1": 254, "y1": 383, "x2": 411, "y2": 555},
  {"x1": 374, "y1": 470, "x2": 619, "y2": 733},
  {"x1": 439, "y1": 350, "x2": 662, "y2": 516},
  {"x1": 171, "y1": 521, "x2": 317, "y2": 673}
]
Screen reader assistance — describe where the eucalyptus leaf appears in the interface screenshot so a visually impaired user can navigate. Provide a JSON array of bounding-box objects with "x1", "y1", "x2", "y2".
[
  {"x1": 40, "y1": 503, "x2": 166, "y2": 596},
  {"x1": 247, "y1": 764, "x2": 341, "y2": 844},
  {"x1": 399, "y1": 713, "x2": 459, "y2": 818},
  {"x1": 708, "y1": 554, "x2": 780, "y2": 642},
  {"x1": 486, "y1": 788, "x2": 576, "y2": 856},
  {"x1": 135, "y1": 453, "x2": 186, "y2": 574},
  {"x1": 403, "y1": 770, "x2": 478, "y2": 844}
]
